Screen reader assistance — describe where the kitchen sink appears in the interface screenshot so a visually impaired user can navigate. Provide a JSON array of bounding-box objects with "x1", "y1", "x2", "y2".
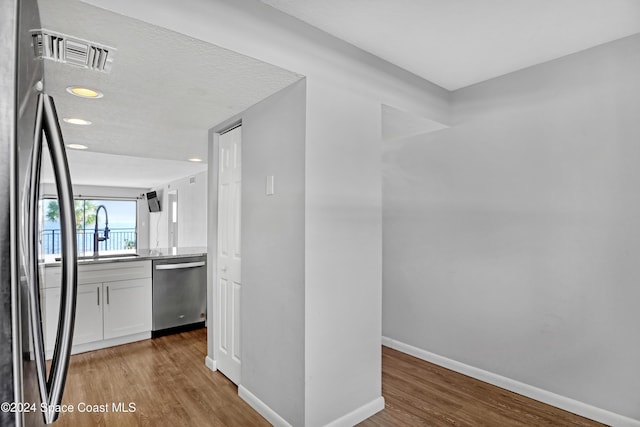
[{"x1": 54, "y1": 253, "x2": 140, "y2": 262}]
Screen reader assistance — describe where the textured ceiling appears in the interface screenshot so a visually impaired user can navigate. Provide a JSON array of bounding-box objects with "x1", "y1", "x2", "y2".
[
  {"x1": 259, "y1": 0, "x2": 640, "y2": 90},
  {"x1": 37, "y1": 0, "x2": 301, "y2": 187}
]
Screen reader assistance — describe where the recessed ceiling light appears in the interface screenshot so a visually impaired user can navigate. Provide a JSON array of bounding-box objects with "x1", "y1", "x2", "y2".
[
  {"x1": 188, "y1": 158, "x2": 203, "y2": 162},
  {"x1": 66, "y1": 144, "x2": 88, "y2": 150},
  {"x1": 66, "y1": 86, "x2": 103, "y2": 98},
  {"x1": 63, "y1": 117, "x2": 92, "y2": 125}
]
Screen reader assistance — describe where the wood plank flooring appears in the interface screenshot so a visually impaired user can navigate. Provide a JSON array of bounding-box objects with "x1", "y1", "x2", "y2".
[
  {"x1": 54, "y1": 328, "x2": 269, "y2": 426},
  {"x1": 360, "y1": 346, "x2": 605, "y2": 427},
  {"x1": 54, "y1": 329, "x2": 605, "y2": 426}
]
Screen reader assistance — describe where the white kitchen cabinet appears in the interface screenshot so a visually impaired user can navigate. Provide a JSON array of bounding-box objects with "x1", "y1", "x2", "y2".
[
  {"x1": 44, "y1": 283, "x2": 103, "y2": 352},
  {"x1": 42, "y1": 260, "x2": 152, "y2": 357},
  {"x1": 103, "y1": 278, "x2": 151, "y2": 340},
  {"x1": 77, "y1": 284, "x2": 105, "y2": 344}
]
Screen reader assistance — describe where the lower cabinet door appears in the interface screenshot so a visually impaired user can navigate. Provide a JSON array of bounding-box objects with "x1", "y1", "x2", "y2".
[
  {"x1": 75, "y1": 284, "x2": 104, "y2": 344},
  {"x1": 44, "y1": 283, "x2": 103, "y2": 351},
  {"x1": 103, "y1": 278, "x2": 152, "y2": 340}
]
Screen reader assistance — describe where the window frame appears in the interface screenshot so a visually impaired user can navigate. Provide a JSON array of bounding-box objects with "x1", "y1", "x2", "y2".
[{"x1": 40, "y1": 196, "x2": 139, "y2": 256}]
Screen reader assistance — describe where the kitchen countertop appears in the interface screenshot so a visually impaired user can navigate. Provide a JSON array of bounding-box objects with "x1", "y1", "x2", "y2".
[{"x1": 43, "y1": 246, "x2": 207, "y2": 267}]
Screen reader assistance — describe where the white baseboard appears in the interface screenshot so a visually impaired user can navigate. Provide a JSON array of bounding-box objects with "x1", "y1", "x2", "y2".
[
  {"x1": 45, "y1": 332, "x2": 151, "y2": 360},
  {"x1": 324, "y1": 396, "x2": 385, "y2": 427},
  {"x1": 239, "y1": 386, "x2": 383, "y2": 427},
  {"x1": 382, "y1": 336, "x2": 640, "y2": 427},
  {"x1": 238, "y1": 385, "x2": 293, "y2": 427},
  {"x1": 205, "y1": 355, "x2": 217, "y2": 371}
]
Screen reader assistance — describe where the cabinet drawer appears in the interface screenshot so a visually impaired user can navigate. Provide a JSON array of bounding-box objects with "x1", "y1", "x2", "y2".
[{"x1": 44, "y1": 260, "x2": 151, "y2": 288}]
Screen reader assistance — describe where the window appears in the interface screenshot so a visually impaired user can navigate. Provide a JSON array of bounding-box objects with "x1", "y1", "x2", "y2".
[{"x1": 40, "y1": 198, "x2": 137, "y2": 255}]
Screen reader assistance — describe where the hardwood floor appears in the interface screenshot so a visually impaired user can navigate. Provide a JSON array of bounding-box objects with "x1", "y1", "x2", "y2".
[
  {"x1": 55, "y1": 329, "x2": 605, "y2": 426},
  {"x1": 360, "y1": 346, "x2": 606, "y2": 427},
  {"x1": 55, "y1": 328, "x2": 269, "y2": 427}
]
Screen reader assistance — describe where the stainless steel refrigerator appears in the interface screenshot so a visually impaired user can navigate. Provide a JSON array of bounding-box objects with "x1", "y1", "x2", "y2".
[{"x1": 1, "y1": 0, "x2": 78, "y2": 425}]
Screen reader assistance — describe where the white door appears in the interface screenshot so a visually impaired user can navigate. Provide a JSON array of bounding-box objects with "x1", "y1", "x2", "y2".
[{"x1": 216, "y1": 126, "x2": 242, "y2": 384}]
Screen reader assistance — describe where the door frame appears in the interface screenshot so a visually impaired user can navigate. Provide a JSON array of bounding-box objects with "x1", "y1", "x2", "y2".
[{"x1": 206, "y1": 119, "x2": 242, "y2": 374}]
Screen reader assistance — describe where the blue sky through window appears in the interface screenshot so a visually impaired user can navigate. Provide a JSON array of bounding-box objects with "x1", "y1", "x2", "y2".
[{"x1": 40, "y1": 198, "x2": 137, "y2": 255}]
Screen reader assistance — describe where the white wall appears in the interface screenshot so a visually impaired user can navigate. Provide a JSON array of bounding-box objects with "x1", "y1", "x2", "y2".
[
  {"x1": 76, "y1": 0, "x2": 640, "y2": 425},
  {"x1": 209, "y1": 76, "x2": 384, "y2": 426},
  {"x1": 383, "y1": 34, "x2": 640, "y2": 422},
  {"x1": 149, "y1": 170, "x2": 207, "y2": 249},
  {"x1": 82, "y1": 0, "x2": 449, "y2": 425},
  {"x1": 304, "y1": 78, "x2": 383, "y2": 426},
  {"x1": 43, "y1": 183, "x2": 146, "y2": 199},
  {"x1": 239, "y1": 80, "x2": 306, "y2": 426}
]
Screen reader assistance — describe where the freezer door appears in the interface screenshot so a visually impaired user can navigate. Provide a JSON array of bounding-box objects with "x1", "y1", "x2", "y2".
[
  {"x1": 3, "y1": 0, "x2": 79, "y2": 425},
  {"x1": 0, "y1": 0, "x2": 20, "y2": 424}
]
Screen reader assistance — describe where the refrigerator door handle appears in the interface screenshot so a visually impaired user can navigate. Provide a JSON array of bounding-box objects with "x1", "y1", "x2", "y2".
[
  {"x1": 25, "y1": 93, "x2": 78, "y2": 424},
  {"x1": 26, "y1": 94, "x2": 49, "y2": 412},
  {"x1": 41, "y1": 94, "x2": 78, "y2": 424}
]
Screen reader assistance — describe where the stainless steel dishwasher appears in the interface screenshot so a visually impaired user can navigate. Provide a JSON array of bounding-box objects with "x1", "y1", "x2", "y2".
[{"x1": 152, "y1": 255, "x2": 206, "y2": 337}]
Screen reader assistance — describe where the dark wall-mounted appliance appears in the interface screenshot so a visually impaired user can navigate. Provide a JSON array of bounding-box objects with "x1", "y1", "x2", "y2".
[{"x1": 146, "y1": 191, "x2": 161, "y2": 212}]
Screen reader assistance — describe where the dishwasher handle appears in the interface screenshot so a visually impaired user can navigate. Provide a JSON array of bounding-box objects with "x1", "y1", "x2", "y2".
[{"x1": 155, "y1": 261, "x2": 205, "y2": 270}]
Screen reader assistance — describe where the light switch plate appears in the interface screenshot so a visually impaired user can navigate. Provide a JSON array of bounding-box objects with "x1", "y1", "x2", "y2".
[{"x1": 266, "y1": 175, "x2": 275, "y2": 195}]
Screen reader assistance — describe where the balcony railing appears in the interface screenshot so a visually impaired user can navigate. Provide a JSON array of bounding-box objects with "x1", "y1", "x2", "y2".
[{"x1": 40, "y1": 228, "x2": 137, "y2": 255}]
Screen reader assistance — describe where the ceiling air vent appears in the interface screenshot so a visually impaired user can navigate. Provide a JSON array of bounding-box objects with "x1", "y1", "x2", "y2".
[{"x1": 31, "y1": 29, "x2": 116, "y2": 73}]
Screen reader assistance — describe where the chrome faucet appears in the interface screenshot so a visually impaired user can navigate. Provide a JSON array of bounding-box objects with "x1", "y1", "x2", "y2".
[{"x1": 93, "y1": 205, "x2": 110, "y2": 256}]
